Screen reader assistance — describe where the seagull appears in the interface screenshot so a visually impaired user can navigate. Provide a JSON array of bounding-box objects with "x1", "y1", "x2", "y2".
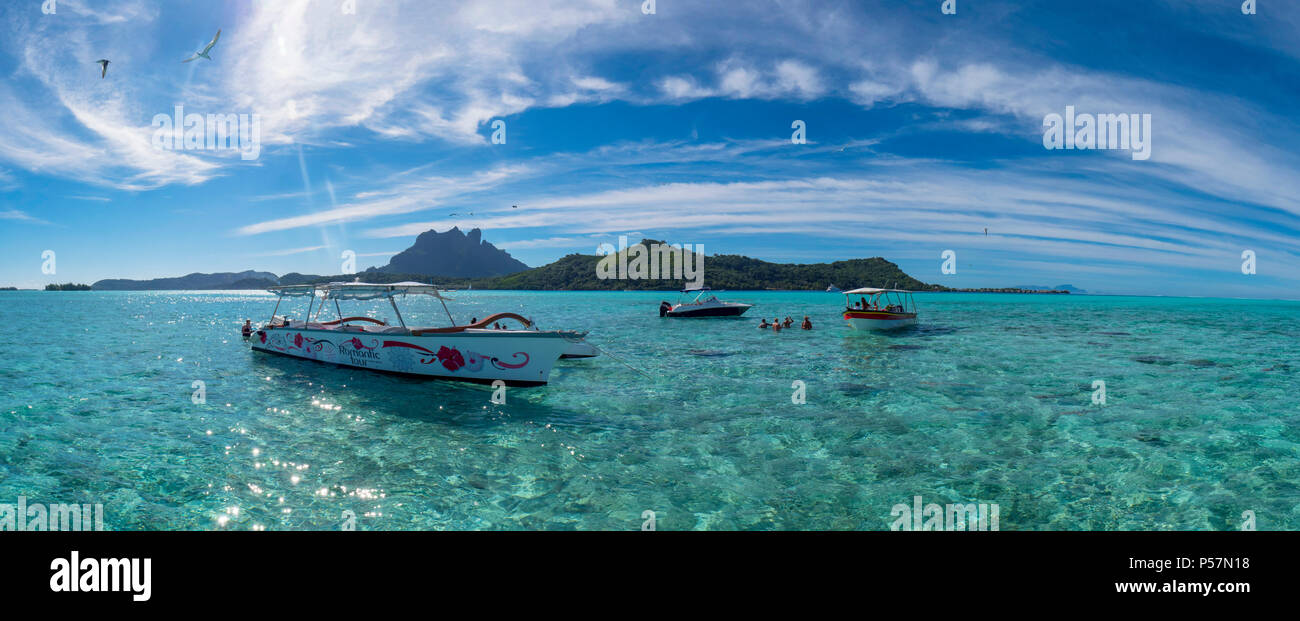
[
  {"x1": 182, "y1": 29, "x2": 222, "y2": 63},
  {"x1": 512, "y1": 205, "x2": 518, "y2": 208},
  {"x1": 95, "y1": 59, "x2": 110, "y2": 78}
]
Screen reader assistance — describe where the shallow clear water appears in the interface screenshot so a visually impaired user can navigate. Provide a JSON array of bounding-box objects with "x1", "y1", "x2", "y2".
[{"x1": 2, "y1": 290, "x2": 1297, "y2": 530}]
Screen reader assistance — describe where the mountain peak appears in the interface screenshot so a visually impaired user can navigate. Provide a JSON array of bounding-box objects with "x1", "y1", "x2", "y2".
[{"x1": 375, "y1": 227, "x2": 527, "y2": 278}]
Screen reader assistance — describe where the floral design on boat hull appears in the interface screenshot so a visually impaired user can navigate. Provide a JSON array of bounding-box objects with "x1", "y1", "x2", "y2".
[
  {"x1": 380, "y1": 341, "x2": 529, "y2": 372},
  {"x1": 435, "y1": 346, "x2": 465, "y2": 371},
  {"x1": 347, "y1": 337, "x2": 377, "y2": 351}
]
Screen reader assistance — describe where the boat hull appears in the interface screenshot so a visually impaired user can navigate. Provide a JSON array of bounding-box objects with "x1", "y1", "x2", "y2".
[
  {"x1": 560, "y1": 341, "x2": 599, "y2": 359},
  {"x1": 251, "y1": 327, "x2": 571, "y2": 386},
  {"x1": 843, "y1": 310, "x2": 917, "y2": 330},
  {"x1": 666, "y1": 305, "x2": 752, "y2": 318}
]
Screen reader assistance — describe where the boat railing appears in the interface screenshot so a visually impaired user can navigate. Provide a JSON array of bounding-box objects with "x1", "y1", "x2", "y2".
[
  {"x1": 410, "y1": 312, "x2": 532, "y2": 336},
  {"x1": 316, "y1": 316, "x2": 387, "y2": 326}
]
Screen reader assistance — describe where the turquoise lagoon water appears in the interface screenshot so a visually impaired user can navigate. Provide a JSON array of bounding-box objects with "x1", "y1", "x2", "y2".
[{"x1": 1, "y1": 290, "x2": 1297, "y2": 530}]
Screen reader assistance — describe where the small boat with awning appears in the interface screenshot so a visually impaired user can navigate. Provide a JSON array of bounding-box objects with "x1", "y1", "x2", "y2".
[
  {"x1": 250, "y1": 282, "x2": 578, "y2": 386},
  {"x1": 842, "y1": 287, "x2": 918, "y2": 330}
]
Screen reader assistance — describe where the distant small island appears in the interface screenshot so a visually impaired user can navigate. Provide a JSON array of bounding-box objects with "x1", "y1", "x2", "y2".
[
  {"x1": 45, "y1": 283, "x2": 92, "y2": 291},
  {"x1": 942, "y1": 287, "x2": 1072, "y2": 294}
]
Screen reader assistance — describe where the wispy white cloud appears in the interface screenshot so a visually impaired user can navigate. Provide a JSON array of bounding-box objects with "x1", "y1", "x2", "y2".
[
  {"x1": 0, "y1": 1, "x2": 225, "y2": 190},
  {"x1": 250, "y1": 245, "x2": 327, "y2": 257},
  {"x1": 217, "y1": 0, "x2": 632, "y2": 146},
  {"x1": 354, "y1": 147, "x2": 1300, "y2": 286},
  {"x1": 234, "y1": 164, "x2": 531, "y2": 236},
  {"x1": 0, "y1": 208, "x2": 50, "y2": 224}
]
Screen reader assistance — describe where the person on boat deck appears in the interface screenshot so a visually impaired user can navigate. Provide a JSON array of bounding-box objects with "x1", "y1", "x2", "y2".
[
  {"x1": 759, "y1": 318, "x2": 770, "y2": 328},
  {"x1": 801, "y1": 316, "x2": 812, "y2": 330},
  {"x1": 241, "y1": 319, "x2": 252, "y2": 338},
  {"x1": 860, "y1": 296, "x2": 868, "y2": 309},
  {"x1": 494, "y1": 322, "x2": 502, "y2": 330},
  {"x1": 470, "y1": 317, "x2": 478, "y2": 325}
]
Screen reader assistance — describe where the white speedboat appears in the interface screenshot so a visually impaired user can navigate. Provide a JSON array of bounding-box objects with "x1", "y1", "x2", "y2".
[
  {"x1": 250, "y1": 282, "x2": 577, "y2": 386},
  {"x1": 842, "y1": 287, "x2": 918, "y2": 330},
  {"x1": 659, "y1": 287, "x2": 753, "y2": 318}
]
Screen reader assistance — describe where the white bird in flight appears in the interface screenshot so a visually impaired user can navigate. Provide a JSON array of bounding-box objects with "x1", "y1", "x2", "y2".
[
  {"x1": 182, "y1": 29, "x2": 222, "y2": 63},
  {"x1": 95, "y1": 59, "x2": 110, "y2": 78}
]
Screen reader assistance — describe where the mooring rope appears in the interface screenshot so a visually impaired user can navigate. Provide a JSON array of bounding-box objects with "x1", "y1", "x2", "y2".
[{"x1": 561, "y1": 333, "x2": 655, "y2": 380}]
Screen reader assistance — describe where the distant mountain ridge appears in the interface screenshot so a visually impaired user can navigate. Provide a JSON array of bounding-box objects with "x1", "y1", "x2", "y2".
[
  {"x1": 369, "y1": 226, "x2": 527, "y2": 278},
  {"x1": 87, "y1": 230, "x2": 957, "y2": 292},
  {"x1": 92, "y1": 270, "x2": 279, "y2": 291},
  {"x1": 90, "y1": 227, "x2": 526, "y2": 290}
]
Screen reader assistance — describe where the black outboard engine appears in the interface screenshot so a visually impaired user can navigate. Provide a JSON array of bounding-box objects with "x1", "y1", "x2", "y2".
[{"x1": 659, "y1": 301, "x2": 672, "y2": 317}]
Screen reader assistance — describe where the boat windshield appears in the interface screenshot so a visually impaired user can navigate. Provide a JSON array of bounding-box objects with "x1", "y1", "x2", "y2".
[{"x1": 681, "y1": 287, "x2": 718, "y2": 304}]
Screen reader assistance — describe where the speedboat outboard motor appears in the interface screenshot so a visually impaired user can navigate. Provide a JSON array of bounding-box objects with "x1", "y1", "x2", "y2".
[{"x1": 659, "y1": 301, "x2": 672, "y2": 317}]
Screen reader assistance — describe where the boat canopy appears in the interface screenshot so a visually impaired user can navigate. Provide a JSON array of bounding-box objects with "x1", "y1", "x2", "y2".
[
  {"x1": 266, "y1": 284, "x2": 316, "y2": 297},
  {"x1": 322, "y1": 282, "x2": 450, "y2": 301},
  {"x1": 267, "y1": 282, "x2": 451, "y2": 300},
  {"x1": 843, "y1": 287, "x2": 912, "y2": 295}
]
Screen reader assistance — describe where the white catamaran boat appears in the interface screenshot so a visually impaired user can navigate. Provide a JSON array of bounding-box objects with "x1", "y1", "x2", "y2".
[
  {"x1": 658, "y1": 287, "x2": 753, "y2": 318},
  {"x1": 250, "y1": 282, "x2": 579, "y2": 386},
  {"x1": 842, "y1": 287, "x2": 918, "y2": 330}
]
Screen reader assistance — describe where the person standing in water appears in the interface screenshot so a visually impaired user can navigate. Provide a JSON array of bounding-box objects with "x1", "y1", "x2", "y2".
[{"x1": 801, "y1": 316, "x2": 812, "y2": 330}]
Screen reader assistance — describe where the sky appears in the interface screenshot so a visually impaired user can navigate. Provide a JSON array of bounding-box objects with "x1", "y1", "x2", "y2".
[{"x1": 1, "y1": 0, "x2": 1298, "y2": 297}]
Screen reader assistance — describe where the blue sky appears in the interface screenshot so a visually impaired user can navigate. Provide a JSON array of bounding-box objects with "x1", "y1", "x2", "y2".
[{"x1": 1, "y1": 0, "x2": 1299, "y2": 297}]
